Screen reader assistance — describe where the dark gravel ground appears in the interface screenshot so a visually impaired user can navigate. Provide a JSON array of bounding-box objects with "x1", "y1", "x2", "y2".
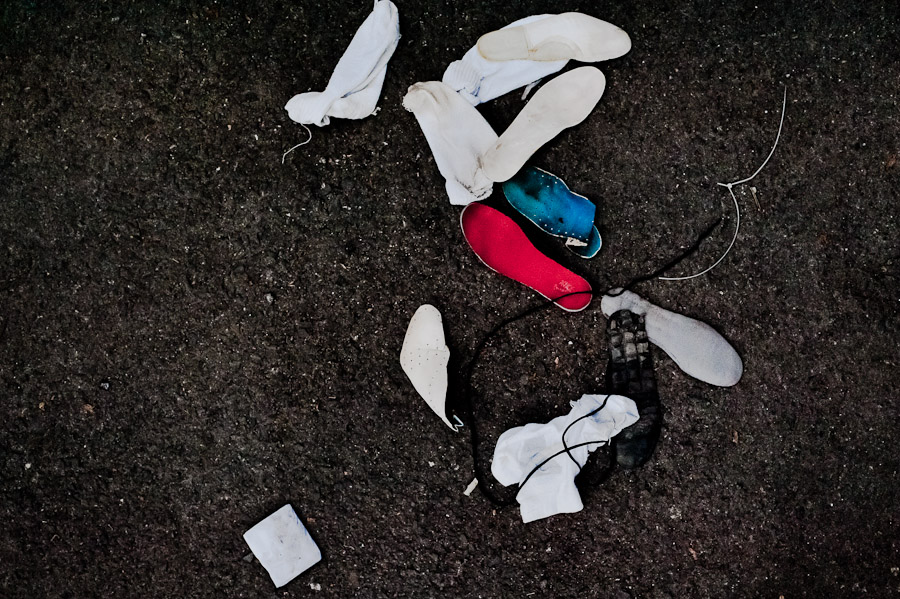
[{"x1": 2, "y1": 1, "x2": 899, "y2": 597}]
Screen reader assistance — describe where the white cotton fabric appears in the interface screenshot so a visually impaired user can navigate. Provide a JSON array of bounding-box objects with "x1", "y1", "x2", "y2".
[
  {"x1": 243, "y1": 504, "x2": 321, "y2": 588},
  {"x1": 492, "y1": 394, "x2": 638, "y2": 523},
  {"x1": 601, "y1": 289, "x2": 744, "y2": 387},
  {"x1": 402, "y1": 81, "x2": 498, "y2": 205},
  {"x1": 441, "y1": 15, "x2": 569, "y2": 106},
  {"x1": 285, "y1": 0, "x2": 400, "y2": 126}
]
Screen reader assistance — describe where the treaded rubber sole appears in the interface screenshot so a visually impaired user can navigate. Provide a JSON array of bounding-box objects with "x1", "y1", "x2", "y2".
[{"x1": 606, "y1": 309, "x2": 662, "y2": 468}]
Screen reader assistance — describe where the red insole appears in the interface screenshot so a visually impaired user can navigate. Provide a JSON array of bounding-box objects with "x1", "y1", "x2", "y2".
[{"x1": 460, "y1": 203, "x2": 592, "y2": 312}]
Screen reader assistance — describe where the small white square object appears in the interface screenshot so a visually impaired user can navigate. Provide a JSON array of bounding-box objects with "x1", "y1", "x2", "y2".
[{"x1": 244, "y1": 504, "x2": 322, "y2": 587}]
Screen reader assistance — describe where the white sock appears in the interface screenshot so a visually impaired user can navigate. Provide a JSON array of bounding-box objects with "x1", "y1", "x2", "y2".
[
  {"x1": 482, "y1": 66, "x2": 606, "y2": 182},
  {"x1": 285, "y1": 0, "x2": 400, "y2": 127},
  {"x1": 403, "y1": 81, "x2": 498, "y2": 205},
  {"x1": 601, "y1": 290, "x2": 744, "y2": 387},
  {"x1": 442, "y1": 15, "x2": 569, "y2": 106},
  {"x1": 477, "y1": 12, "x2": 631, "y2": 63},
  {"x1": 492, "y1": 394, "x2": 638, "y2": 523}
]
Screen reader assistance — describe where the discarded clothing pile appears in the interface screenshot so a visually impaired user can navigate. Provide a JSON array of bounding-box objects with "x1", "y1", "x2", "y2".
[
  {"x1": 280, "y1": 2, "x2": 747, "y2": 528},
  {"x1": 394, "y1": 14, "x2": 745, "y2": 523}
]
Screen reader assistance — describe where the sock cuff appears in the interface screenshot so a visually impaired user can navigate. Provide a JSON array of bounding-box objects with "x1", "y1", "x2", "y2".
[{"x1": 442, "y1": 60, "x2": 483, "y2": 106}]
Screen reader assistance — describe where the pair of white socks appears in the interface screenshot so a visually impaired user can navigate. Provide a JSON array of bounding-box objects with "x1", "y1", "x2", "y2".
[
  {"x1": 407, "y1": 13, "x2": 631, "y2": 203},
  {"x1": 492, "y1": 394, "x2": 638, "y2": 523},
  {"x1": 403, "y1": 67, "x2": 607, "y2": 204},
  {"x1": 285, "y1": 0, "x2": 400, "y2": 127}
]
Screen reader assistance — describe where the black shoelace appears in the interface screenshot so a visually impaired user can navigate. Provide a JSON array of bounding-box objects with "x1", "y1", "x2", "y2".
[{"x1": 457, "y1": 216, "x2": 722, "y2": 506}]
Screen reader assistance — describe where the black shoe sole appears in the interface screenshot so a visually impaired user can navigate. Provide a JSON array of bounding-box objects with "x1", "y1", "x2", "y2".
[{"x1": 606, "y1": 309, "x2": 662, "y2": 468}]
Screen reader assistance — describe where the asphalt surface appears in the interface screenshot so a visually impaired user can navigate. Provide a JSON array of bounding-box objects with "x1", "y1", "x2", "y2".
[{"x1": 1, "y1": 1, "x2": 899, "y2": 597}]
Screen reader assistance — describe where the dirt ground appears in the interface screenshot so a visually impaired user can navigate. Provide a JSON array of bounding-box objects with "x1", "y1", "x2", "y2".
[{"x1": 1, "y1": 1, "x2": 898, "y2": 597}]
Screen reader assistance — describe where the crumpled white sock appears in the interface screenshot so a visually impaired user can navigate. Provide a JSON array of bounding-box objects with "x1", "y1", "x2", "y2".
[
  {"x1": 601, "y1": 289, "x2": 744, "y2": 387},
  {"x1": 285, "y1": 0, "x2": 400, "y2": 127},
  {"x1": 492, "y1": 394, "x2": 638, "y2": 523},
  {"x1": 403, "y1": 81, "x2": 498, "y2": 205},
  {"x1": 441, "y1": 15, "x2": 569, "y2": 106}
]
